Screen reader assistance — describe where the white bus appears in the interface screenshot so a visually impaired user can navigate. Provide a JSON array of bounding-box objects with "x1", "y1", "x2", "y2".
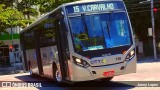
[{"x1": 20, "y1": 0, "x2": 136, "y2": 83}]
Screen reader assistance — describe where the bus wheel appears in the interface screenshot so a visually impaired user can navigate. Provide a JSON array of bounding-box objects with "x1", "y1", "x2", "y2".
[
  {"x1": 53, "y1": 66, "x2": 62, "y2": 83},
  {"x1": 100, "y1": 77, "x2": 114, "y2": 81}
]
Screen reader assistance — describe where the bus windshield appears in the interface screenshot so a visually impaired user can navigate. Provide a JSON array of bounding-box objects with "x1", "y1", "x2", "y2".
[{"x1": 69, "y1": 12, "x2": 132, "y2": 52}]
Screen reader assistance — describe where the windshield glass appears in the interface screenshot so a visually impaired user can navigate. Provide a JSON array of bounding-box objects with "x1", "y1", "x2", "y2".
[{"x1": 69, "y1": 12, "x2": 132, "y2": 52}]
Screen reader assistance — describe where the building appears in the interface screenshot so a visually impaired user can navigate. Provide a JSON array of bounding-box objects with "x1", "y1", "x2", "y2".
[{"x1": 0, "y1": 26, "x2": 23, "y2": 66}]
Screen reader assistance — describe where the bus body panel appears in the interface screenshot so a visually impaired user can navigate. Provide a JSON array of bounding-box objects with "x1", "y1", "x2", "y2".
[
  {"x1": 26, "y1": 49, "x2": 39, "y2": 74},
  {"x1": 68, "y1": 46, "x2": 136, "y2": 81},
  {"x1": 69, "y1": 56, "x2": 136, "y2": 82},
  {"x1": 124, "y1": 55, "x2": 137, "y2": 74},
  {"x1": 40, "y1": 46, "x2": 59, "y2": 78}
]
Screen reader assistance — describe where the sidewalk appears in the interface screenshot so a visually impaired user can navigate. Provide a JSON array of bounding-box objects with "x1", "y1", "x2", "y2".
[{"x1": 0, "y1": 63, "x2": 24, "y2": 75}]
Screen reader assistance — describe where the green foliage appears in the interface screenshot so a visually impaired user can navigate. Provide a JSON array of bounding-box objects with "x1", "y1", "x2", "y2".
[
  {"x1": 0, "y1": 4, "x2": 30, "y2": 35},
  {"x1": 16, "y1": 0, "x2": 38, "y2": 17},
  {"x1": 0, "y1": 0, "x2": 13, "y2": 7},
  {"x1": 18, "y1": 0, "x2": 78, "y2": 15}
]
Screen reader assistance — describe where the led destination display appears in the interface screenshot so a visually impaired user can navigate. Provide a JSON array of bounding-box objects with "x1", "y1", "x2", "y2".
[{"x1": 66, "y1": 1, "x2": 125, "y2": 14}]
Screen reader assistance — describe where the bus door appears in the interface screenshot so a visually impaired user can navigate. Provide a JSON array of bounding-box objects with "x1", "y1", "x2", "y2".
[{"x1": 55, "y1": 17, "x2": 70, "y2": 81}]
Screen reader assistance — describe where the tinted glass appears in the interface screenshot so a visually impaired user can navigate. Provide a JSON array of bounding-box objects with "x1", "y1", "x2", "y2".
[
  {"x1": 38, "y1": 17, "x2": 56, "y2": 47},
  {"x1": 69, "y1": 12, "x2": 132, "y2": 52},
  {"x1": 23, "y1": 30, "x2": 35, "y2": 50}
]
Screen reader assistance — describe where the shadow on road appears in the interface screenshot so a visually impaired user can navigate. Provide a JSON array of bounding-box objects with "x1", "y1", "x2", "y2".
[
  {"x1": 15, "y1": 75, "x2": 135, "y2": 90},
  {"x1": 137, "y1": 57, "x2": 160, "y2": 64}
]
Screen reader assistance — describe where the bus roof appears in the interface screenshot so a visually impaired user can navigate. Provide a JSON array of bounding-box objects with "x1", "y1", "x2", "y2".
[{"x1": 20, "y1": 0, "x2": 123, "y2": 34}]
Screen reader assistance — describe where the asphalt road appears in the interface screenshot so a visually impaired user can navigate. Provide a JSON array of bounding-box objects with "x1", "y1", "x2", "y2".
[{"x1": 0, "y1": 60, "x2": 160, "y2": 90}]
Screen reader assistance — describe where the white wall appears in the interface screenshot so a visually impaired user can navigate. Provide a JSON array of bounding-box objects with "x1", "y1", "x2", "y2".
[{"x1": 6, "y1": 26, "x2": 23, "y2": 34}]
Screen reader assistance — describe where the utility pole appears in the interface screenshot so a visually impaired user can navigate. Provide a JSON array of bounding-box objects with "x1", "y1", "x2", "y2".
[
  {"x1": 10, "y1": 20, "x2": 16, "y2": 73},
  {"x1": 151, "y1": 0, "x2": 157, "y2": 60},
  {"x1": 11, "y1": 0, "x2": 16, "y2": 73},
  {"x1": 139, "y1": 0, "x2": 157, "y2": 59}
]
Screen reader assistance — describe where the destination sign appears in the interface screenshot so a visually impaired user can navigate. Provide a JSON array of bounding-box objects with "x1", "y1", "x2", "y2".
[{"x1": 66, "y1": 2, "x2": 125, "y2": 14}]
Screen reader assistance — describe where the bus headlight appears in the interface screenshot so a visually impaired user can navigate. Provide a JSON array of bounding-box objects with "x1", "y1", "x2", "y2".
[
  {"x1": 73, "y1": 57, "x2": 90, "y2": 68},
  {"x1": 125, "y1": 49, "x2": 135, "y2": 61},
  {"x1": 75, "y1": 58, "x2": 81, "y2": 63}
]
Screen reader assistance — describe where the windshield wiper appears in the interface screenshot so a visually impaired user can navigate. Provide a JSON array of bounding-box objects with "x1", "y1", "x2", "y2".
[
  {"x1": 106, "y1": 20, "x2": 111, "y2": 39},
  {"x1": 106, "y1": 13, "x2": 113, "y2": 39},
  {"x1": 81, "y1": 14, "x2": 89, "y2": 36}
]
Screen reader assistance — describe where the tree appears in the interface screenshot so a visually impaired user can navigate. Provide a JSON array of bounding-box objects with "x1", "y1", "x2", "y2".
[
  {"x1": 15, "y1": 0, "x2": 38, "y2": 19},
  {"x1": 0, "y1": 0, "x2": 13, "y2": 7},
  {"x1": 0, "y1": 4, "x2": 30, "y2": 31},
  {"x1": 0, "y1": 4, "x2": 31, "y2": 45},
  {"x1": 39, "y1": 0, "x2": 78, "y2": 13},
  {"x1": 16, "y1": 0, "x2": 78, "y2": 17}
]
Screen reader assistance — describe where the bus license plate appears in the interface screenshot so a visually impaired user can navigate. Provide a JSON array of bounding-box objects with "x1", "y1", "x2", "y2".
[{"x1": 103, "y1": 71, "x2": 114, "y2": 76}]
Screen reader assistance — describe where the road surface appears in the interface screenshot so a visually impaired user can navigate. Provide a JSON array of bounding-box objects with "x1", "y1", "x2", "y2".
[{"x1": 0, "y1": 60, "x2": 160, "y2": 90}]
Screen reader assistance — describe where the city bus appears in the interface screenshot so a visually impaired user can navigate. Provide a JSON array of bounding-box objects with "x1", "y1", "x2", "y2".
[{"x1": 20, "y1": 0, "x2": 136, "y2": 83}]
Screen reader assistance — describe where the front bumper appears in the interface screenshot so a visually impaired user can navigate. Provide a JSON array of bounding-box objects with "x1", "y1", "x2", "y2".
[{"x1": 70, "y1": 56, "x2": 136, "y2": 82}]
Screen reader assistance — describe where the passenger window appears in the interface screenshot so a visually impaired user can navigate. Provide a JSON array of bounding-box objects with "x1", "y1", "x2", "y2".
[{"x1": 38, "y1": 18, "x2": 56, "y2": 47}]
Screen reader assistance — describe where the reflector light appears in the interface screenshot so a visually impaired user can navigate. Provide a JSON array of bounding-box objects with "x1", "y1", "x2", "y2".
[{"x1": 122, "y1": 51, "x2": 127, "y2": 55}]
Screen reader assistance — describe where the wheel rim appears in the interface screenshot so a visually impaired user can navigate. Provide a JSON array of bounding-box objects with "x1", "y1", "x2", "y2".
[{"x1": 55, "y1": 69, "x2": 62, "y2": 82}]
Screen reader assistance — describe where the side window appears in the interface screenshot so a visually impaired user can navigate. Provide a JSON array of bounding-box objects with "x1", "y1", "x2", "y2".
[
  {"x1": 23, "y1": 30, "x2": 35, "y2": 50},
  {"x1": 39, "y1": 17, "x2": 56, "y2": 47},
  {"x1": 20, "y1": 34, "x2": 25, "y2": 50}
]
